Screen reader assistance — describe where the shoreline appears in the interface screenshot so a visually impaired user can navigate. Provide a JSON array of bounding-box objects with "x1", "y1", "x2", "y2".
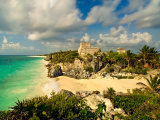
[
  {"x1": 28, "y1": 56, "x2": 46, "y2": 58},
  {"x1": 41, "y1": 59, "x2": 60, "y2": 97},
  {"x1": 42, "y1": 59, "x2": 147, "y2": 95}
]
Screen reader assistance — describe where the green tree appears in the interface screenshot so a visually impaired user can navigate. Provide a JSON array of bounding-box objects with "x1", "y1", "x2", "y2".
[
  {"x1": 124, "y1": 50, "x2": 133, "y2": 68},
  {"x1": 137, "y1": 75, "x2": 160, "y2": 93},
  {"x1": 139, "y1": 45, "x2": 158, "y2": 67}
]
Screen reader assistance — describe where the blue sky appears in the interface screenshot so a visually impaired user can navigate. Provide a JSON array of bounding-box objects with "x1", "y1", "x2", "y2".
[{"x1": 0, "y1": 0, "x2": 160, "y2": 55}]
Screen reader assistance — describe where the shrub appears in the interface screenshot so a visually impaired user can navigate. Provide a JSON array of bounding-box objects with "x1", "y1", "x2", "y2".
[
  {"x1": 50, "y1": 50, "x2": 78, "y2": 64},
  {"x1": 123, "y1": 67, "x2": 147, "y2": 75},
  {"x1": 103, "y1": 87, "x2": 116, "y2": 98},
  {"x1": 112, "y1": 93, "x2": 160, "y2": 120},
  {"x1": 85, "y1": 54, "x2": 93, "y2": 62},
  {"x1": 92, "y1": 91, "x2": 100, "y2": 94},
  {"x1": 113, "y1": 75, "x2": 134, "y2": 79},
  {"x1": 85, "y1": 66, "x2": 93, "y2": 73},
  {"x1": 106, "y1": 67, "x2": 114, "y2": 73},
  {"x1": 0, "y1": 111, "x2": 9, "y2": 120},
  {"x1": 1, "y1": 92, "x2": 108, "y2": 120}
]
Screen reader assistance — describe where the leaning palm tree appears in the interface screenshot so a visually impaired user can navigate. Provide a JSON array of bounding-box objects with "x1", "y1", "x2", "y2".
[{"x1": 137, "y1": 75, "x2": 160, "y2": 93}]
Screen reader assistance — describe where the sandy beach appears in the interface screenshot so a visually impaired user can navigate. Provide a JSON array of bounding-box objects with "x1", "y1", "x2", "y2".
[{"x1": 55, "y1": 76, "x2": 147, "y2": 94}]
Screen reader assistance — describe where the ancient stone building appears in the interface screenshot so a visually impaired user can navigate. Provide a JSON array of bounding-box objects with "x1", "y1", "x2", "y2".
[
  {"x1": 78, "y1": 42, "x2": 100, "y2": 56},
  {"x1": 117, "y1": 48, "x2": 126, "y2": 54}
]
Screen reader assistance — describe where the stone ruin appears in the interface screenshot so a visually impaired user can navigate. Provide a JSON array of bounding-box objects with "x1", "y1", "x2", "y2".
[
  {"x1": 78, "y1": 42, "x2": 100, "y2": 56},
  {"x1": 117, "y1": 48, "x2": 126, "y2": 54}
]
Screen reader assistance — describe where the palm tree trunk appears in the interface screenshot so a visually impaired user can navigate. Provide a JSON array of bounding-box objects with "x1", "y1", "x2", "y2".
[{"x1": 128, "y1": 60, "x2": 130, "y2": 68}]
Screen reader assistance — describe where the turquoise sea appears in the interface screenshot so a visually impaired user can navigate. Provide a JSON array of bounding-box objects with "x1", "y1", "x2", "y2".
[{"x1": 0, "y1": 55, "x2": 51, "y2": 110}]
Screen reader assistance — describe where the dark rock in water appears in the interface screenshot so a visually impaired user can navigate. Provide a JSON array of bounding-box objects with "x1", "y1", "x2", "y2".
[{"x1": 49, "y1": 65, "x2": 63, "y2": 77}]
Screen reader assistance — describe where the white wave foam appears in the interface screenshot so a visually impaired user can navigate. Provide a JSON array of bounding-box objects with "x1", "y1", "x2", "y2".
[
  {"x1": 42, "y1": 79, "x2": 60, "y2": 97},
  {"x1": 11, "y1": 88, "x2": 27, "y2": 94}
]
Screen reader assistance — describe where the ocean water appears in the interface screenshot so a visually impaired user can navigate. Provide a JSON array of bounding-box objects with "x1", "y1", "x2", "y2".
[{"x1": 0, "y1": 55, "x2": 59, "y2": 110}]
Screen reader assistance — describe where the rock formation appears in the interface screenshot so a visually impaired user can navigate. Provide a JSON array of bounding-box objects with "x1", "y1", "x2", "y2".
[{"x1": 48, "y1": 65, "x2": 63, "y2": 77}]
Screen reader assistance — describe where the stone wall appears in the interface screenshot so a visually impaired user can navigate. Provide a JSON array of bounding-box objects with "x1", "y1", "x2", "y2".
[
  {"x1": 117, "y1": 48, "x2": 126, "y2": 54},
  {"x1": 78, "y1": 42, "x2": 100, "y2": 56}
]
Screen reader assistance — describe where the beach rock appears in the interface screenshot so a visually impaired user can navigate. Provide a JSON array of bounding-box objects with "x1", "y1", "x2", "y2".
[
  {"x1": 76, "y1": 91, "x2": 93, "y2": 98},
  {"x1": 49, "y1": 65, "x2": 63, "y2": 77},
  {"x1": 60, "y1": 89, "x2": 74, "y2": 96},
  {"x1": 113, "y1": 65, "x2": 121, "y2": 73},
  {"x1": 65, "y1": 68, "x2": 91, "y2": 79},
  {"x1": 106, "y1": 108, "x2": 127, "y2": 120},
  {"x1": 113, "y1": 108, "x2": 127, "y2": 116},
  {"x1": 84, "y1": 94, "x2": 114, "y2": 111}
]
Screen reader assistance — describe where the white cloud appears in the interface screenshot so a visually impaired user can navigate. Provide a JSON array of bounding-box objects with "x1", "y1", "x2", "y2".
[
  {"x1": 98, "y1": 26, "x2": 152, "y2": 46},
  {"x1": 0, "y1": 36, "x2": 38, "y2": 51},
  {"x1": 85, "y1": 0, "x2": 120, "y2": 26},
  {"x1": 80, "y1": 33, "x2": 96, "y2": 44},
  {"x1": 120, "y1": 0, "x2": 160, "y2": 28},
  {"x1": 120, "y1": 0, "x2": 150, "y2": 13},
  {"x1": 80, "y1": 33, "x2": 90, "y2": 42},
  {"x1": 3, "y1": 37, "x2": 8, "y2": 44},
  {"x1": 0, "y1": 0, "x2": 86, "y2": 41}
]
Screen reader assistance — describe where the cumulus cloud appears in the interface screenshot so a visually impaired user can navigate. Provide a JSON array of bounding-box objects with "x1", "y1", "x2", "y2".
[
  {"x1": 120, "y1": 0, "x2": 150, "y2": 13},
  {"x1": 0, "y1": 36, "x2": 38, "y2": 51},
  {"x1": 0, "y1": 0, "x2": 86, "y2": 41},
  {"x1": 85, "y1": 0, "x2": 120, "y2": 26},
  {"x1": 41, "y1": 38, "x2": 79, "y2": 52},
  {"x1": 80, "y1": 33, "x2": 96, "y2": 44},
  {"x1": 119, "y1": 0, "x2": 160, "y2": 28},
  {"x1": 98, "y1": 26, "x2": 152, "y2": 46},
  {"x1": 0, "y1": 0, "x2": 123, "y2": 43}
]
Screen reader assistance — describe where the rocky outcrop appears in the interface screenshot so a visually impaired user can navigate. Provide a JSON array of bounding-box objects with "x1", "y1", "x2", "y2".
[
  {"x1": 64, "y1": 68, "x2": 91, "y2": 79},
  {"x1": 84, "y1": 94, "x2": 114, "y2": 112},
  {"x1": 75, "y1": 91, "x2": 127, "y2": 120},
  {"x1": 76, "y1": 91, "x2": 93, "y2": 98},
  {"x1": 48, "y1": 65, "x2": 63, "y2": 77},
  {"x1": 60, "y1": 89, "x2": 74, "y2": 97}
]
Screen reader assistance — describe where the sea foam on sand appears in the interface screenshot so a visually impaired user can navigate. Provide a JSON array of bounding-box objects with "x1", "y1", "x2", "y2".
[
  {"x1": 42, "y1": 79, "x2": 60, "y2": 97},
  {"x1": 41, "y1": 59, "x2": 60, "y2": 97}
]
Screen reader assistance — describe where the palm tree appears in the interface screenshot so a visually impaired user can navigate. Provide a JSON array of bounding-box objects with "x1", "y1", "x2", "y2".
[
  {"x1": 139, "y1": 45, "x2": 158, "y2": 67},
  {"x1": 124, "y1": 50, "x2": 133, "y2": 67},
  {"x1": 139, "y1": 45, "x2": 150, "y2": 65},
  {"x1": 137, "y1": 75, "x2": 160, "y2": 93}
]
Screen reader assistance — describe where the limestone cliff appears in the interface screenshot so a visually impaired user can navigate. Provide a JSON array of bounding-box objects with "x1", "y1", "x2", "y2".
[{"x1": 45, "y1": 50, "x2": 109, "y2": 79}]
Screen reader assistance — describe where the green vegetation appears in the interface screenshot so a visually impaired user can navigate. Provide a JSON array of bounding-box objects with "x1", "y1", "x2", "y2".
[
  {"x1": 1, "y1": 87, "x2": 160, "y2": 119},
  {"x1": 103, "y1": 87, "x2": 116, "y2": 98},
  {"x1": 122, "y1": 67, "x2": 148, "y2": 75},
  {"x1": 113, "y1": 75, "x2": 134, "y2": 79},
  {"x1": 106, "y1": 51, "x2": 126, "y2": 66},
  {"x1": 112, "y1": 92, "x2": 160, "y2": 119},
  {"x1": 137, "y1": 75, "x2": 160, "y2": 93},
  {"x1": 49, "y1": 50, "x2": 79, "y2": 63},
  {"x1": 85, "y1": 54, "x2": 93, "y2": 62},
  {"x1": 101, "y1": 86, "x2": 159, "y2": 120},
  {"x1": 106, "y1": 67, "x2": 114, "y2": 73},
  {"x1": 139, "y1": 45, "x2": 158, "y2": 67},
  {"x1": 84, "y1": 66, "x2": 93, "y2": 73},
  {"x1": 0, "y1": 92, "x2": 107, "y2": 120}
]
